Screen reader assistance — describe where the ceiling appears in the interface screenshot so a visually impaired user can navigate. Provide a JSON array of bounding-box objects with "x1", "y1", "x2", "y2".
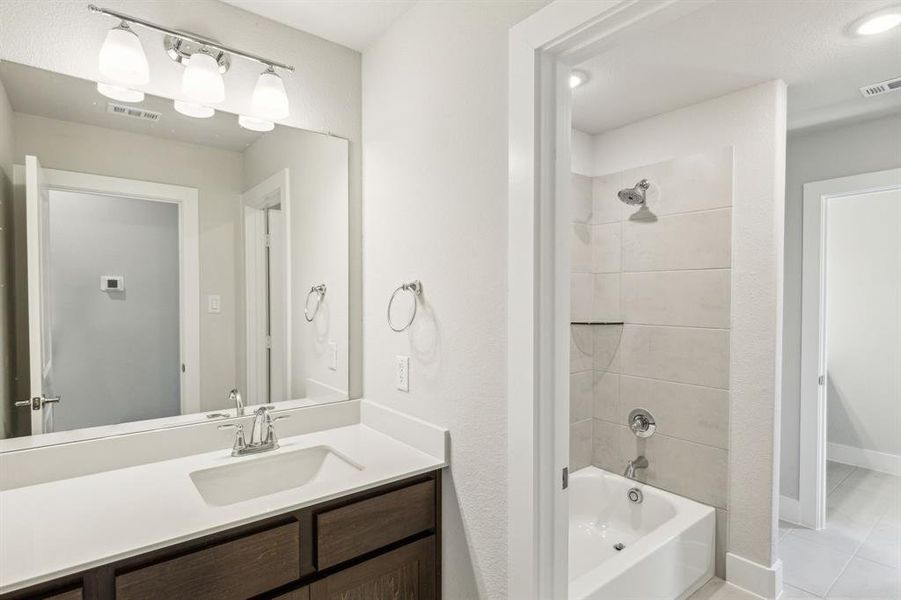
[
  {"x1": 0, "y1": 61, "x2": 264, "y2": 153},
  {"x1": 220, "y1": 0, "x2": 416, "y2": 51},
  {"x1": 571, "y1": 0, "x2": 901, "y2": 134}
]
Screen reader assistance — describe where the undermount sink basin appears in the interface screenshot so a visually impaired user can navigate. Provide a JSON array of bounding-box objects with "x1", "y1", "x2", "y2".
[{"x1": 190, "y1": 445, "x2": 363, "y2": 506}]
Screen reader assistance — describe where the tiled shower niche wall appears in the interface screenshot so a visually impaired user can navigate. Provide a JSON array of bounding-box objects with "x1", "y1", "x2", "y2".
[{"x1": 569, "y1": 147, "x2": 733, "y2": 576}]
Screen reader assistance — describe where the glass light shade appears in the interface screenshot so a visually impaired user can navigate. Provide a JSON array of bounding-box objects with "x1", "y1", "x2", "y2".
[
  {"x1": 174, "y1": 100, "x2": 214, "y2": 119},
  {"x1": 251, "y1": 69, "x2": 289, "y2": 120},
  {"x1": 239, "y1": 114, "x2": 274, "y2": 132},
  {"x1": 856, "y1": 12, "x2": 901, "y2": 35},
  {"x1": 182, "y1": 51, "x2": 225, "y2": 105},
  {"x1": 98, "y1": 25, "x2": 149, "y2": 86},
  {"x1": 96, "y1": 82, "x2": 145, "y2": 103}
]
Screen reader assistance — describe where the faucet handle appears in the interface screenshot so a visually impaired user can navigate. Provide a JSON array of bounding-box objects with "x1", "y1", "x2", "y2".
[{"x1": 218, "y1": 423, "x2": 247, "y2": 455}]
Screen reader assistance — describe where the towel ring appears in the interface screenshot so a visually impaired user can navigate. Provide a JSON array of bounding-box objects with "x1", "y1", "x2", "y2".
[
  {"x1": 387, "y1": 280, "x2": 422, "y2": 332},
  {"x1": 304, "y1": 284, "x2": 327, "y2": 322}
]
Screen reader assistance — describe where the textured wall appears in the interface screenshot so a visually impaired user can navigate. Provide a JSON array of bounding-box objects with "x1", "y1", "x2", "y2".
[
  {"x1": 0, "y1": 0, "x2": 363, "y2": 399},
  {"x1": 590, "y1": 81, "x2": 787, "y2": 568},
  {"x1": 780, "y1": 114, "x2": 901, "y2": 499},
  {"x1": 362, "y1": 2, "x2": 543, "y2": 597}
]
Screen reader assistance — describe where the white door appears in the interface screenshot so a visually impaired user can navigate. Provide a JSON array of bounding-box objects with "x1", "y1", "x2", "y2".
[{"x1": 21, "y1": 156, "x2": 59, "y2": 434}]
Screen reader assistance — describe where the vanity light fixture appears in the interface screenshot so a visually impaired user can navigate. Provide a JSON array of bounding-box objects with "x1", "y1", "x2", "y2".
[
  {"x1": 181, "y1": 50, "x2": 226, "y2": 105},
  {"x1": 239, "y1": 115, "x2": 275, "y2": 132},
  {"x1": 96, "y1": 82, "x2": 145, "y2": 103},
  {"x1": 89, "y1": 4, "x2": 294, "y2": 128},
  {"x1": 569, "y1": 69, "x2": 589, "y2": 89},
  {"x1": 174, "y1": 100, "x2": 214, "y2": 119},
  {"x1": 251, "y1": 67, "x2": 290, "y2": 120},
  {"x1": 853, "y1": 6, "x2": 901, "y2": 36},
  {"x1": 97, "y1": 21, "x2": 149, "y2": 86}
]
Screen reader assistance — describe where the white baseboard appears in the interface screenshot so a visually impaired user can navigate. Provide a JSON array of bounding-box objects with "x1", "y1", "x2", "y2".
[
  {"x1": 779, "y1": 495, "x2": 801, "y2": 526},
  {"x1": 726, "y1": 553, "x2": 783, "y2": 600},
  {"x1": 828, "y1": 442, "x2": 901, "y2": 477}
]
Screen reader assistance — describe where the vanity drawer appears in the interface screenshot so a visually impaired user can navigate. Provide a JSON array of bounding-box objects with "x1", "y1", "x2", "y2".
[
  {"x1": 316, "y1": 480, "x2": 435, "y2": 569},
  {"x1": 43, "y1": 590, "x2": 82, "y2": 600},
  {"x1": 115, "y1": 522, "x2": 300, "y2": 600}
]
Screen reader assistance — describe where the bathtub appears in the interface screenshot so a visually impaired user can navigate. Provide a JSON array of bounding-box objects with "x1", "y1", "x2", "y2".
[{"x1": 569, "y1": 466, "x2": 715, "y2": 600}]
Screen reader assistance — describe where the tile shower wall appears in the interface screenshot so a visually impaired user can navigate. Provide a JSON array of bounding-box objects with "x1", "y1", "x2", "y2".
[{"x1": 569, "y1": 147, "x2": 733, "y2": 576}]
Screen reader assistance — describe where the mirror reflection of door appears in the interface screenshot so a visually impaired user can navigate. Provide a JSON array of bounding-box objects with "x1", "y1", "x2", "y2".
[
  {"x1": 243, "y1": 169, "x2": 290, "y2": 405},
  {"x1": 16, "y1": 158, "x2": 199, "y2": 435}
]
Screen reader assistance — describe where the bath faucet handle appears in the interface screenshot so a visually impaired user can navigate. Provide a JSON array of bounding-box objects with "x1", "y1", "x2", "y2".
[
  {"x1": 628, "y1": 408, "x2": 656, "y2": 438},
  {"x1": 218, "y1": 423, "x2": 247, "y2": 455},
  {"x1": 266, "y1": 414, "x2": 290, "y2": 446}
]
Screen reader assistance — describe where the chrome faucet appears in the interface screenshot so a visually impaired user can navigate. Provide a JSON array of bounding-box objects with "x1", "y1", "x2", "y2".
[
  {"x1": 218, "y1": 406, "x2": 290, "y2": 457},
  {"x1": 624, "y1": 456, "x2": 649, "y2": 479},
  {"x1": 229, "y1": 388, "x2": 244, "y2": 416}
]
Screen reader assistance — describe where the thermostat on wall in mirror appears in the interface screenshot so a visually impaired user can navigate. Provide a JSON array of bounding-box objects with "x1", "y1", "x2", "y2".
[{"x1": 100, "y1": 276, "x2": 125, "y2": 292}]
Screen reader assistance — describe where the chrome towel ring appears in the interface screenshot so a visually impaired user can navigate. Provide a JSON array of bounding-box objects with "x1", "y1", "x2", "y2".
[
  {"x1": 388, "y1": 280, "x2": 422, "y2": 332},
  {"x1": 304, "y1": 284, "x2": 327, "y2": 322}
]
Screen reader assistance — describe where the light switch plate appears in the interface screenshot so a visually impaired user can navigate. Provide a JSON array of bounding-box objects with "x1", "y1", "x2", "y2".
[
  {"x1": 207, "y1": 295, "x2": 221, "y2": 314},
  {"x1": 328, "y1": 342, "x2": 338, "y2": 371},
  {"x1": 395, "y1": 355, "x2": 410, "y2": 392}
]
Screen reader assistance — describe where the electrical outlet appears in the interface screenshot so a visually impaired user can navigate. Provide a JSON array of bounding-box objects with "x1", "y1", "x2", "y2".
[
  {"x1": 395, "y1": 355, "x2": 410, "y2": 392},
  {"x1": 207, "y1": 295, "x2": 221, "y2": 314},
  {"x1": 328, "y1": 342, "x2": 338, "y2": 371}
]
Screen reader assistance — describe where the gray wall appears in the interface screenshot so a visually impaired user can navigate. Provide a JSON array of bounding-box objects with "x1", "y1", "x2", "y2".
[
  {"x1": 780, "y1": 113, "x2": 901, "y2": 499},
  {"x1": 47, "y1": 190, "x2": 179, "y2": 430}
]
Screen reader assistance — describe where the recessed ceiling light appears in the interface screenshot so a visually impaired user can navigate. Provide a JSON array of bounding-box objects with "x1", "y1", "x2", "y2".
[
  {"x1": 853, "y1": 7, "x2": 901, "y2": 36},
  {"x1": 569, "y1": 69, "x2": 589, "y2": 89},
  {"x1": 96, "y1": 82, "x2": 144, "y2": 103}
]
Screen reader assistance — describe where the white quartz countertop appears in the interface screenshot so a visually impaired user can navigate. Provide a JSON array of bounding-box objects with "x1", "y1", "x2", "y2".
[{"x1": 0, "y1": 421, "x2": 446, "y2": 594}]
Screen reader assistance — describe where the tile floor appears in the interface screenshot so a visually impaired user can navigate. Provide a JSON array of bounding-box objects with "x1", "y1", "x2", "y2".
[{"x1": 779, "y1": 462, "x2": 901, "y2": 599}]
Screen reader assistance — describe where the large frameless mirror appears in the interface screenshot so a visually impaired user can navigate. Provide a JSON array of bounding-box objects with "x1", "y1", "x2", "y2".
[{"x1": 0, "y1": 61, "x2": 351, "y2": 447}]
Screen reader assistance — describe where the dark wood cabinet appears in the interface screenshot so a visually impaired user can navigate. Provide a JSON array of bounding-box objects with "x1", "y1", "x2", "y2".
[
  {"x1": 310, "y1": 536, "x2": 436, "y2": 600},
  {"x1": 2, "y1": 471, "x2": 441, "y2": 600}
]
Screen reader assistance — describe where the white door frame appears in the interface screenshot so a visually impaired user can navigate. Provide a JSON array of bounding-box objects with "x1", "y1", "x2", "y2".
[
  {"x1": 39, "y1": 167, "x2": 201, "y2": 415},
  {"x1": 798, "y1": 167, "x2": 901, "y2": 529},
  {"x1": 243, "y1": 169, "x2": 291, "y2": 405},
  {"x1": 506, "y1": 1, "x2": 713, "y2": 596}
]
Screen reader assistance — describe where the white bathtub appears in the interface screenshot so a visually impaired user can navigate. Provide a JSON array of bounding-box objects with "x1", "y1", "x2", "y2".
[{"x1": 569, "y1": 466, "x2": 715, "y2": 600}]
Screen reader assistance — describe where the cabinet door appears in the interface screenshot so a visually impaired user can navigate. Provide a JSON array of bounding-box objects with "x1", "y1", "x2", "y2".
[{"x1": 310, "y1": 537, "x2": 435, "y2": 600}]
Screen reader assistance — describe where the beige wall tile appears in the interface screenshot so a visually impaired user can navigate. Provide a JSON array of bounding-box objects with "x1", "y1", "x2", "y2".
[
  {"x1": 571, "y1": 273, "x2": 592, "y2": 322},
  {"x1": 592, "y1": 172, "x2": 622, "y2": 224},
  {"x1": 619, "y1": 375, "x2": 729, "y2": 449},
  {"x1": 594, "y1": 371, "x2": 620, "y2": 423},
  {"x1": 592, "y1": 222, "x2": 621, "y2": 274},
  {"x1": 571, "y1": 223, "x2": 592, "y2": 273},
  {"x1": 592, "y1": 273, "x2": 621, "y2": 322},
  {"x1": 622, "y1": 208, "x2": 731, "y2": 272},
  {"x1": 570, "y1": 325, "x2": 593, "y2": 373},
  {"x1": 570, "y1": 371, "x2": 593, "y2": 423},
  {"x1": 622, "y1": 269, "x2": 731, "y2": 328},
  {"x1": 620, "y1": 147, "x2": 733, "y2": 218},
  {"x1": 620, "y1": 428, "x2": 728, "y2": 508},
  {"x1": 619, "y1": 325, "x2": 730, "y2": 389},
  {"x1": 572, "y1": 173, "x2": 592, "y2": 224},
  {"x1": 592, "y1": 419, "x2": 626, "y2": 473},
  {"x1": 593, "y1": 324, "x2": 622, "y2": 373},
  {"x1": 570, "y1": 419, "x2": 592, "y2": 471}
]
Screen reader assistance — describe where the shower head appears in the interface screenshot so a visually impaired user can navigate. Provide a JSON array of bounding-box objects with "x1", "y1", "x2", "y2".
[{"x1": 618, "y1": 179, "x2": 650, "y2": 206}]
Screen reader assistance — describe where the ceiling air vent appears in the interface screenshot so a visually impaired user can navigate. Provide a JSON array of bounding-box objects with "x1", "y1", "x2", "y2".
[
  {"x1": 859, "y1": 76, "x2": 901, "y2": 98},
  {"x1": 106, "y1": 102, "x2": 161, "y2": 122}
]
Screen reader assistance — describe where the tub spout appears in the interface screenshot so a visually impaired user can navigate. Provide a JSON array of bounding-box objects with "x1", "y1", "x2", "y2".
[{"x1": 624, "y1": 456, "x2": 648, "y2": 479}]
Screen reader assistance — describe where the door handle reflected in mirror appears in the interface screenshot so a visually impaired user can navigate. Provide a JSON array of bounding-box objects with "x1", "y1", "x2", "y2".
[{"x1": 14, "y1": 396, "x2": 61, "y2": 410}]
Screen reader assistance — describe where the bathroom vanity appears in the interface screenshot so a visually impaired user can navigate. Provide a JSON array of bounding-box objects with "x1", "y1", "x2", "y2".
[{"x1": 0, "y1": 401, "x2": 448, "y2": 600}]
